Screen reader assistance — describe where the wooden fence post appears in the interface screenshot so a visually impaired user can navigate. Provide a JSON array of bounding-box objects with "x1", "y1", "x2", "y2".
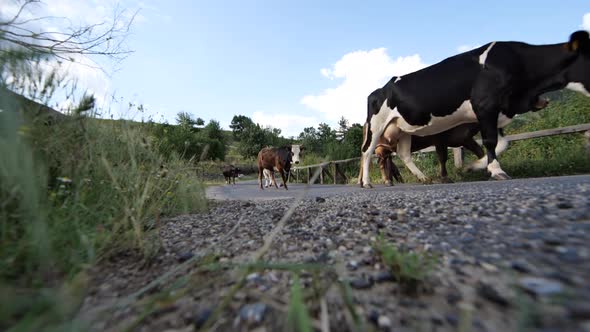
[
  {"x1": 453, "y1": 147, "x2": 463, "y2": 168},
  {"x1": 319, "y1": 166, "x2": 324, "y2": 184},
  {"x1": 307, "y1": 168, "x2": 311, "y2": 184},
  {"x1": 333, "y1": 162, "x2": 337, "y2": 184}
]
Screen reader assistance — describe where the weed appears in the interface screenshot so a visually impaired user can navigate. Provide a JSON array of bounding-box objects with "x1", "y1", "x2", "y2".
[
  {"x1": 373, "y1": 234, "x2": 438, "y2": 294},
  {"x1": 286, "y1": 275, "x2": 313, "y2": 332}
]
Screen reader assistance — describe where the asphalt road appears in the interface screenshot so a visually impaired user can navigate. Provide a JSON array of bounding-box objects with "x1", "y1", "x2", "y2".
[{"x1": 206, "y1": 174, "x2": 590, "y2": 202}]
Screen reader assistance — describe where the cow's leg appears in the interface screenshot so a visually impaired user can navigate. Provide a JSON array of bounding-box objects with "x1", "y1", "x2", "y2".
[
  {"x1": 378, "y1": 157, "x2": 392, "y2": 186},
  {"x1": 478, "y1": 116, "x2": 510, "y2": 180},
  {"x1": 390, "y1": 157, "x2": 404, "y2": 183},
  {"x1": 270, "y1": 169, "x2": 280, "y2": 189},
  {"x1": 435, "y1": 144, "x2": 452, "y2": 183},
  {"x1": 279, "y1": 169, "x2": 289, "y2": 190},
  {"x1": 465, "y1": 129, "x2": 507, "y2": 172},
  {"x1": 258, "y1": 167, "x2": 264, "y2": 190},
  {"x1": 361, "y1": 116, "x2": 396, "y2": 188},
  {"x1": 397, "y1": 133, "x2": 430, "y2": 183},
  {"x1": 357, "y1": 157, "x2": 364, "y2": 185}
]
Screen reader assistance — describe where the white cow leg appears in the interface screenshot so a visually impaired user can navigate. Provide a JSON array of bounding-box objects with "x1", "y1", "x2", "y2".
[
  {"x1": 466, "y1": 130, "x2": 509, "y2": 171},
  {"x1": 495, "y1": 133, "x2": 509, "y2": 156},
  {"x1": 488, "y1": 159, "x2": 511, "y2": 180},
  {"x1": 397, "y1": 134, "x2": 430, "y2": 183}
]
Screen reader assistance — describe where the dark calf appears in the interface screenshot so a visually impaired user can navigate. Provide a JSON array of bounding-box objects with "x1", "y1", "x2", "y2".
[
  {"x1": 257, "y1": 146, "x2": 293, "y2": 190},
  {"x1": 222, "y1": 164, "x2": 240, "y2": 185}
]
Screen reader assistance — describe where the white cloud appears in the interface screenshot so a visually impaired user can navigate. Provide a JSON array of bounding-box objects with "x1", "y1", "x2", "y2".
[
  {"x1": 582, "y1": 13, "x2": 590, "y2": 31},
  {"x1": 456, "y1": 44, "x2": 480, "y2": 53},
  {"x1": 301, "y1": 48, "x2": 428, "y2": 126},
  {"x1": 252, "y1": 111, "x2": 318, "y2": 138}
]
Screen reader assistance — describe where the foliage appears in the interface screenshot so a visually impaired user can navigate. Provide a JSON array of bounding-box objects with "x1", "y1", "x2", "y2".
[
  {"x1": 146, "y1": 114, "x2": 227, "y2": 161},
  {"x1": 229, "y1": 114, "x2": 290, "y2": 158}
]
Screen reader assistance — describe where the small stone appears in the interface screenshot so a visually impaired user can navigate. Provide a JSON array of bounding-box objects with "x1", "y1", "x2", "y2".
[
  {"x1": 446, "y1": 292, "x2": 462, "y2": 305},
  {"x1": 556, "y1": 202, "x2": 573, "y2": 209},
  {"x1": 246, "y1": 273, "x2": 261, "y2": 282},
  {"x1": 350, "y1": 277, "x2": 373, "y2": 289},
  {"x1": 481, "y1": 262, "x2": 498, "y2": 273},
  {"x1": 477, "y1": 282, "x2": 510, "y2": 307},
  {"x1": 315, "y1": 197, "x2": 326, "y2": 203},
  {"x1": 338, "y1": 245, "x2": 347, "y2": 252},
  {"x1": 177, "y1": 252, "x2": 194, "y2": 263},
  {"x1": 567, "y1": 301, "x2": 590, "y2": 320},
  {"x1": 367, "y1": 309, "x2": 379, "y2": 324},
  {"x1": 373, "y1": 270, "x2": 394, "y2": 283},
  {"x1": 239, "y1": 303, "x2": 268, "y2": 323},
  {"x1": 511, "y1": 261, "x2": 532, "y2": 273},
  {"x1": 192, "y1": 307, "x2": 213, "y2": 329},
  {"x1": 543, "y1": 236, "x2": 564, "y2": 246},
  {"x1": 445, "y1": 314, "x2": 458, "y2": 327},
  {"x1": 378, "y1": 315, "x2": 391, "y2": 328},
  {"x1": 347, "y1": 260, "x2": 359, "y2": 271},
  {"x1": 369, "y1": 210, "x2": 380, "y2": 216},
  {"x1": 519, "y1": 277, "x2": 563, "y2": 297}
]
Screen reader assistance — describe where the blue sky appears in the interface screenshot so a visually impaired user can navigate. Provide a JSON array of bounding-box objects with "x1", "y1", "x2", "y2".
[{"x1": 4, "y1": 0, "x2": 590, "y2": 137}]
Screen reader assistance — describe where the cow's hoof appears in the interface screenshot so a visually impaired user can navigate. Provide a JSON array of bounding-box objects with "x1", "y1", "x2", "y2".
[
  {"x1": 385, "y1": 181, "x2": 393, "y2": 186},
  {"x1": 490, "y1": 172, "x2": 511, "y2": 180},
  {"x1": 440, "y1": 177, "x2": 453, "y2": 183},
  {"x1": 362, "y1": 183, "x2": 373, "y2": 189}
]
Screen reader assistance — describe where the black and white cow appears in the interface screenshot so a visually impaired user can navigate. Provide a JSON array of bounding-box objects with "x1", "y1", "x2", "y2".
[{"x1": 360, "y1": 30, "x2": 590, "y2": 188}]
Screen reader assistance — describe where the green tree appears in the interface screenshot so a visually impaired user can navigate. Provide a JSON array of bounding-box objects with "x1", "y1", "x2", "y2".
[{"x1": 230, "y1": 115, "x2": 255, "y2": 140}]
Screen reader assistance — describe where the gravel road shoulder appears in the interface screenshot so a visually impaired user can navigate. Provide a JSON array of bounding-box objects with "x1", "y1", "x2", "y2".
[{"x1": 78, "y1": 175, "x2": 590, "y2": 332}]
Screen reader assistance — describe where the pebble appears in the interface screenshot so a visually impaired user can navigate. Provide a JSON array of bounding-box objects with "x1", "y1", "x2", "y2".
[
  {"x1": 176, "y1": 251, "x2": 194, "y2": 263},
  {"x1": 378, "y1": 315, "x2": 392, "y2": 328},
  {"x1": 315, "y1": 197, "x2": 326, "y2": 203},
  {"x1": 510, "y1": 260, "x2": 533, "y2": 273},
  {"x1": 519, "y1": 277, "x2": 563, "y2": 297},
  {"x1": 373, "y1": 270, "x2": 394, "y2": 283},
  {"x1": 347, "y1": 260, "x2": 359, "y2": 271},
  {"x1": 239, "y1": 303, "x2": 268, "y2": 323},
  {"x1": 192, "y1": 307, "x2": 213, "y2": 329},
  {"x1": 567, "y1": 302, "x2": 590, "y2": 320},
  {"x1": 350, "y1": 277, "x2": 373, "y2": 289},
  {"x1": 477, "y1": 282, "x2": 510, "y2": 307}
]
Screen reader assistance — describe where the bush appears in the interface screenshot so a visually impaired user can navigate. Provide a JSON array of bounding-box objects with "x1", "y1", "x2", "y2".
[{"x1": 0, "y1": 97, "x2": 207, "y2": 329}]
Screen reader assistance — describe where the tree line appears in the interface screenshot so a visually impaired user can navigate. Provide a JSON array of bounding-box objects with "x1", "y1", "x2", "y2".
[{"x1": 230, "y1": 114, "x2": 365, "y2": 162}]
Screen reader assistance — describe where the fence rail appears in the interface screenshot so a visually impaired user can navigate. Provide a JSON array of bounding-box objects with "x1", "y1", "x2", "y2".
[{"x1": 290, "y1": 123, "x2": 590, "y2": 184}]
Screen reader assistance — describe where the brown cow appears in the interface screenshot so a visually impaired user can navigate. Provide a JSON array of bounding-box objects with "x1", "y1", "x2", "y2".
[
  {"x1": 257, "y1": 146, "x2": 293, "y2": 190},
  {"x1": 365, "y1": 123, "x2": 485, "y2": 185},
  {"x1": 222, "y1": 164, "x2": 240, "y2": 185}
]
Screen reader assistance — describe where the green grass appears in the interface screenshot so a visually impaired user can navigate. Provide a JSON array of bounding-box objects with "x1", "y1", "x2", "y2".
[
  {"x1": 373, "y1": 234, "x2": 439, "y2": 294},
  {"x1": 0, "y1": 102, "x2": 208, "y2": 330},
  {"x1": 286, "y1": 275, "x2": 313, "y2": 332}
]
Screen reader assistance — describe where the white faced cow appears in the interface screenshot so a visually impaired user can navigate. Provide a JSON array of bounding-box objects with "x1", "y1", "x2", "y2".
[
  {"x1": 260, "y1": 144, "x2": 304, "y2": 188},
  {"x1": 360, "y1": 30, "x2": 590, "y2": 188}
]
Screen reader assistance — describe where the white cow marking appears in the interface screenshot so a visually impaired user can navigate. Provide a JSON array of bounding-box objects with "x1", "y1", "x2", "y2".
[
  {"x1": 394, "y1": 77, "x2": 402, "y2": 83},
  {"x1": 396, "y1": 100, "x2": 478, "y2": 136},
  {"x1": 497, "y1": 113, "x2": 513, "y2": 128},
  {"x1": 566, "y1": 82, "x2": 590, "y2": 97},
  {"x1": 479, "y1": 42, "x2": 496, "y2": 65}
]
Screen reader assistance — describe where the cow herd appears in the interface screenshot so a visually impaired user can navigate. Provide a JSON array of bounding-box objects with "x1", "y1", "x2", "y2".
[{"x1": 222, "y1": 30, "x2": 590, "y2": 190}]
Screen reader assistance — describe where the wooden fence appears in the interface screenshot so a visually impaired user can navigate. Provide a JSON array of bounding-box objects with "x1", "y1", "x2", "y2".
[{"x1": 290, "y1": 123, "x2": 590, "y2": 185}]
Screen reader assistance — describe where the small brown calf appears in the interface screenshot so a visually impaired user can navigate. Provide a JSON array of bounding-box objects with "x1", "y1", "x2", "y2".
[{"x1": 257, "y1": 146, "x2": 293, "y2": 190}]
